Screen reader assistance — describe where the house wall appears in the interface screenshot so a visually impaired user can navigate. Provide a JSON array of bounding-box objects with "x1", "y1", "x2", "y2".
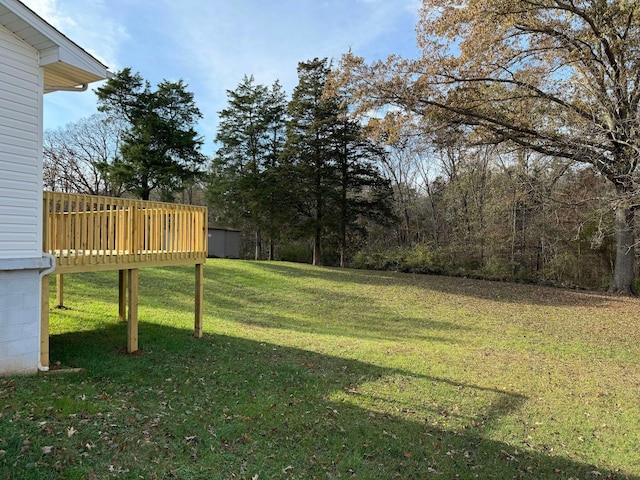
[
  {"x1": 0, "y1": 24, "x2": 44, "y2": 375},
  {"x1": 0, "y1": 268, "x2": 41, "y2": 374},
  {"x1": 0, "y1": 23, "x2": 41, "y2": 258}
]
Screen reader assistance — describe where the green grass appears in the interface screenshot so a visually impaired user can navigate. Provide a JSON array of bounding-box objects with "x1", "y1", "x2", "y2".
[{"x1": 1, "y1": 259, "x2": 640, "y2": 479}]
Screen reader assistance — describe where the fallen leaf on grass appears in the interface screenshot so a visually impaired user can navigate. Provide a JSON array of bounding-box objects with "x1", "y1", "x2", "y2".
[
  {"x1": 42, "y1": 446, "x2": 54, "y2": 454},
  {"x1": 282, "y1": 465, "x2": 293, "y2": 474},
  {"x1": 500, "y1": 450, "x2": 518, "y2": 462},
  {"x1": 67, "y1": 427, "x2": 76, "y2": 437}
]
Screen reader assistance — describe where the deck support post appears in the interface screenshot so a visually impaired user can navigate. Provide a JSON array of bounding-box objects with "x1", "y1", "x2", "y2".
[
  {"x1": 194, "y1": 263, "x2": 204, "y2": 338},
  {"x1": 56, "y1": 274, "x2": 64, "y2": 308},
  {"x1": 40, "y1": 275, "x2": 50, "y2": 370},
  {"x1": 127, "y1": 269, "x2": 139, "y2": 353},
  {"x1": 118, "y1": 270, "x2": 127, "y2": 322}
]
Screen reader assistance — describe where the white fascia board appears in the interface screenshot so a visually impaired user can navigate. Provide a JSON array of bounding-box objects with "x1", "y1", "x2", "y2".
[
  {"x1": 40, "y1": 44, "x2": 107, "y2": 80},
  {"x1": 1, "y1": 0, "x2": 109, "y2": 81},
  {"x1": 38, "y1": 46, "x2": 59, "y2": 64}
]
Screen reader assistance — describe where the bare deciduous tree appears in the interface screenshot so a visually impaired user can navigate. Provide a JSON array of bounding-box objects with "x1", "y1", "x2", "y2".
[
  {"x1": 336, "y1": 0, "x2": 640, "y2": 294},
  {"x1": 43, "y1": 113, "x2": 125, "y2": 196}
]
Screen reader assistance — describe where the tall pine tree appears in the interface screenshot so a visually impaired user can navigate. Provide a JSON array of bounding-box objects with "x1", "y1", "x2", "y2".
[
  {"x1": 283, "y1": 58, "x2": 338, "y2": 265},
  {"x1": 95, "y1": 68, "x2": 205, "y2": 201},
  {"x1": 330, "y1": 115, "x2": 394, "y2": 267},
  {"x1": 208, "y1": 76, "x2": 288, "y2": 259},
  {"x1": 284, "y1": 58, "x2": 393, "y2": 266}
]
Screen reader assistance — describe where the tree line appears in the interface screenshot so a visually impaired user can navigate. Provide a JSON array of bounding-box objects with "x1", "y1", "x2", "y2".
[
  {"x1": 44, "y1": 68, "x2": 205, "y2": 202},
  {"x1": 43, "y1": 1, "x2": 640, "y2": 294},
  {"x1": 43, "y1": 60, "x2": 394, "y2": 268},
  {"x1": 359, "y1": 113, "x2": 615, "y2": 290},
  {"x1": 208, "y1": 59, "x2": 393, "y2": 266}
]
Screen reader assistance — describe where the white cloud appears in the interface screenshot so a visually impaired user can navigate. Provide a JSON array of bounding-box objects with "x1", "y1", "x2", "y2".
[
  {"x1": 159, "y1": 1, "x2": 419, "y2": 112},
  {"x1": 24, "y1": 0, "x2": 421, "y2": 156},
  {"x1": 20, "y1": 0, "x2": 127, "y2": 69},
  {"x1": 20, "y1": 0, "x2": 76, "y2": 31}
]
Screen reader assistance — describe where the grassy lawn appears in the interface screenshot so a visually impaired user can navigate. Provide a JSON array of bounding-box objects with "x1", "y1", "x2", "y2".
[{"x1": 1, "y1": 259, "x2": 640, "y2": 479}]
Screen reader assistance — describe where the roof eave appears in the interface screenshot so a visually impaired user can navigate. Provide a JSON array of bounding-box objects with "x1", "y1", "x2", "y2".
[{"x1": 0, "y1": 0, "x2": 111, "y2": 93}]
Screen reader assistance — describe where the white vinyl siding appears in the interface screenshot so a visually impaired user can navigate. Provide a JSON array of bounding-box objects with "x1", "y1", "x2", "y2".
[
  {"x1": 0, "y1": 0, "x2": 109, "y2": 375},
  {"x1": 0, "y1": 23, "x2": 41, "y2": 260}
]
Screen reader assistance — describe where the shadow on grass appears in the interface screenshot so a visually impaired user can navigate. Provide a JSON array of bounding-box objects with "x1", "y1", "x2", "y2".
[
  {"x1": 17, "y1": 323, "x2": 632, "y2": 480},
  {"x1": 250, "y1": 261, "x2": 623, "y2": 308}
]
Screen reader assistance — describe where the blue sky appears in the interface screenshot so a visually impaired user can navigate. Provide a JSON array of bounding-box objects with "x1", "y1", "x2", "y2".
[{"x1": 23, "y1": 0, "x2": 421, "y2": 156}]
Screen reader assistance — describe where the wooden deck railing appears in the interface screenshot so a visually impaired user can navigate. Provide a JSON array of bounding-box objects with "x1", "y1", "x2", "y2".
[{"x1": 43, "y1": 192, "x2": 208, "y2": 274}]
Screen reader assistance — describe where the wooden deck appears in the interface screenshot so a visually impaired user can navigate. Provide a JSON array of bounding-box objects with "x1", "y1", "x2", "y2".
[
  {"x1": 41, "y1": 192, "x2": 208, "y2": 369},
  {"x1": 43, "y1": 192, "x2": 207, "y2": 273}
]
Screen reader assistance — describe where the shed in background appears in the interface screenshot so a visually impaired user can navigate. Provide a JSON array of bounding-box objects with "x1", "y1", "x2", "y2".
[{"x1": 207, "y1": 227, "x2": 240, "y2": 259}]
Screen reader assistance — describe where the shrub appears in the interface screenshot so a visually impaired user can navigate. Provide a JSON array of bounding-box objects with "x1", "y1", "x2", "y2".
[
  {"x1": 276, "y1": 241, "x2": 313, "y2": 264},
  {"x1": 354, "y1": 244, "x2": 448, "y2": 275}
]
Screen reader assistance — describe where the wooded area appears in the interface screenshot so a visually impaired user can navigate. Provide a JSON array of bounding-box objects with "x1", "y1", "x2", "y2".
[
  {"x1": 335, "y1": 0, "x2": 640, "y2": 294},
  {"x1": 42, "y1": 1, "x2": 640, "y2": 294}
]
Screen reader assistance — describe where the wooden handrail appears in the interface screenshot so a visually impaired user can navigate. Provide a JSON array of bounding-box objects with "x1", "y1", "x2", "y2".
[{"x1": 43, "y1": 191, "x2": 208, "y2": 274}]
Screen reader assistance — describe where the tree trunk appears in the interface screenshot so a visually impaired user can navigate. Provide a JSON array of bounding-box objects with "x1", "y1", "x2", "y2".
[
  {"x1": 426, "y1": 183, "x2": 439, "y2": 249},
  {"x1": 610, "y1": 204, "x2": 636, "y2": 295},
  {"x1": 339, "y1": 225, "x2": 346, "y2": 267},
  {"x1": 313, "y1": 228, "x2": 321, "y2": 266},
  {"x1": 255, "y1": 229, "x2": 262, "y2": 261}
]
